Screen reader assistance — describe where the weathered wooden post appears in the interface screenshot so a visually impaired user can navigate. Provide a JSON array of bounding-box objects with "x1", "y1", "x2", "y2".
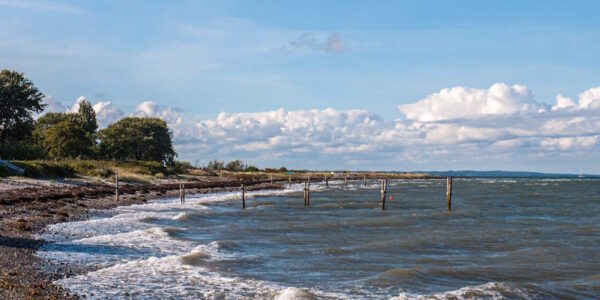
[
  {"x1": 182, "y1": 184, "x2": 186, "y2": 203},
  {"x1": 241, "y1": 184, "x2": 245, "y2": 209},
  {"x1": 446, "y1": 177, "x2": 452, "y2": 211},
  {"x1": 115, "y1": 170, "x2": 119, "y2": 202},
  {"x1": 307, "y1": 177, "x2": 310, "y2": 207},
  {"x1": 325, "y1": 175, "x2": 329, "y2": 187},
  {"x1": 344, "y1": 174, "x2": 348, "y2": 186},
  {"x1": 363, "y1": 173, "x2": 367, "y2": 187},
  {"x1": 303, "y1": 181, "x2": 307, "y2": 206},
  {"x1": 288, "y1": 174, "x2": 291, "y2": 186},
  {"x1": 179, "y1": 183, "x2": 183, "y2": 203},
  {"x1": 270, "y1": 174, "x2": 273, "y2": 184},
  {"x1": 381, "y1": 179, "x2": 387, "y2": 210}
]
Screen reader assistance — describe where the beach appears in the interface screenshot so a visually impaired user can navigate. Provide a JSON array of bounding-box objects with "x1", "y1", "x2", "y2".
[
  {"x1": 0, "y1": 175, "x2": 283, "y2": 299},
  {"x1": 0, "y1": 172, "x2": 433, "y2": 299}
]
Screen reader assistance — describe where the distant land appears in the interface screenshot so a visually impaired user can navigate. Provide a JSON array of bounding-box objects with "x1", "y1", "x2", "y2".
[{"x1": 411, "y1": 170, "x2": 600, "y2": 178}]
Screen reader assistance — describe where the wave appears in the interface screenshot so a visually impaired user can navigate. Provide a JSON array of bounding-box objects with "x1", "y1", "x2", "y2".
[{"x1": 391, "y1": 282, "x2": 534, "y2": 300}]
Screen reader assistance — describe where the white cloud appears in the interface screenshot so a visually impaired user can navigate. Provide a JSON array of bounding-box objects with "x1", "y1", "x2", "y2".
[
  {"x1": 135, "y1": 101, "x2": 182, "y2": 125},
  {"x1": 93, "y1": 101, "x2": 123, "y2": 127},
  {"x1": 541, "y1": 136, "x2": 598, "y2": 150},
  {"x1": 38, "y1": 95, "x2": 123, "y2": 126},
  {"x1": 66, "y1": 96, "x2": 86, "y2": 113},
  {"x1": 398, "y1": 83, "x2": 544, "y2": 122},
  {"x1": 40, "y1": 95, "x2": 67, "y2": 114},
  {"x1": 551, "y1": 94, "x2": 576, "y2": 111},
  {"x1": 577, "y1": 87, "x2": 600, "y2": 109},
  {"x1": 33, "y1": 83, "x2": 600, "y2": 171}
]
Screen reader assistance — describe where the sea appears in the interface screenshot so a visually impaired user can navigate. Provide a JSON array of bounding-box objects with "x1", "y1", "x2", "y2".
[{"x1": 37, "y1": 178, "x2": 600, "y2": 299}]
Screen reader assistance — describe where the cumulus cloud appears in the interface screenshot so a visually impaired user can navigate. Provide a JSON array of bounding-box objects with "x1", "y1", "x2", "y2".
[
  {"x1": 33, "y1": 83, "x2": 600, "y2": 170},
  {"x1": 38, "y1": 95, "x2": 123, "y2": 126},
  {"x1": 93, "y1": 101, "x2": 123, "y2": 126},
  {"x1": 286, "y1": 32, "x2": 347, "y2": 53},
  {"x1": 39, "y1": 95, "x2": 67, "y2": 114},
  {"x1": 398, "y1": 83, "x2": 544, "y2": 122},
  {"x1": 167, "y1": 83, "x2": 600, "y2": 170},
  {"x1": 191, "y1": 108, "x2": 380, "y2": 157},
  {"x1": 551, "y1": 87, "x2": 600, "y2": 111},
  {"x1": 135, "y1": 101, "x2": 182, "y2": 125}
]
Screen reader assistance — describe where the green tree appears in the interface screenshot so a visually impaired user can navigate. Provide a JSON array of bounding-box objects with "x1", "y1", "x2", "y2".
[
  {"x1": 245, "y1": 165, "x2": 260, "y2": 172},
  {"x1": 77, "y1": 100, "x2": 98, "y2": 136},
  {"x1": 43, "y1": 115, "x2": 95, "y2": 159},
  {"x1": 225, "y1": 160, "x2": 245, "y2": 171},
  {"x1": 206, "y1": 160, "x2": 225, "y2": 170},
  {"x1": 0, "y1": 70, "x2": 45, "y2": 158},
  {"x1": 98, "y1": 117, "x2": 176, "y2": 164}
]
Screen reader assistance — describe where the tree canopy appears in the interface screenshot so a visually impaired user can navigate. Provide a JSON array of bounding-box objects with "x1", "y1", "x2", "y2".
[
  {"x1": 98, "y1": 117, "x2": 176, "y2": 164},
  {"x1": 44, "y1": 114, "x2": 96, "y2": 159},
  {"x1": 0, "y1": 70, "x2": 45, "y2": 157},
  {"x1": 77, "y1": 100, "x2": 98, "y2": 136},
  {"x1": 33, "y1": 102, "x2": 97, "y2": 160}
]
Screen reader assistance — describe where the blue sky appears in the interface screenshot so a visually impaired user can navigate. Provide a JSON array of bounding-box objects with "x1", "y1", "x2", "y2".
[{"x1": 2, "y1": 0, "x2": 600, "y2": 172}]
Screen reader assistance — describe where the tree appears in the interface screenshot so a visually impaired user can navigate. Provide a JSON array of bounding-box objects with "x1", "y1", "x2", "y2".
[
  {"x1": 225, "y1": 159, "x2": 245, "y2": 172},
  {"x1": 0, "y1": 70, "x2": 45, "y2": 158},
  {"x1": 245, "y1": 165, "x2": 260, "y2": 172},
  {"x1": 206, "y1": 160, "x2": 224, "y2": 170},
  {"x1": 98, "y1": 117, "x2": 176, "y2": 164},
  {"x1": 43, "y1": 115, "x2": 95, "y2": 159},
  {"x1": 77, "y1": 100, "x2": 97, "y2": 136}
]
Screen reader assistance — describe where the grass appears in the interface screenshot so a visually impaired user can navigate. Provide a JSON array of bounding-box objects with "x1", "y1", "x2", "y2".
[{"x1": 8, "y1": 160, "x2": 168, "y2": 179}]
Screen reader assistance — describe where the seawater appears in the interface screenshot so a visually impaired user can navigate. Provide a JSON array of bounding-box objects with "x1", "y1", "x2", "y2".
[{"x1": 37, "y1": 179, "x2": 600, "y2": 299}]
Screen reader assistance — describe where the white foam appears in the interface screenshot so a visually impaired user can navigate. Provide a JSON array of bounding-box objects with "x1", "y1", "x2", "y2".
[
  {"x1": 391, "y1": 282, "x2": 531, "y2": 300},
  {"x1": 35, "y1": 184, "x2": 388, "y2": 299},
  {"x1": 275, "y1": 287, "x2": 316, "y2": 300}
]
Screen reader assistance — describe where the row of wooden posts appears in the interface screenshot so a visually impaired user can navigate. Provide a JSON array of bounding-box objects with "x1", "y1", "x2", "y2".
[
  {"x1": 114, "y1": 170, "x2": 188, "y2": 204},
  {"x1": 114, "y1": 171, "x2": 453, "y2": 211},
  {"x1": 241, "y1": 174, "x2": 454, "y2": 211}
]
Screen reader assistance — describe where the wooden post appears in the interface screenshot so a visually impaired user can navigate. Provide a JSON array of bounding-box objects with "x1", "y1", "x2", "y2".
[
  {"x1": 288, "y1": 174, "x2": 291, "y2": 186},
  {"x1": 446, "y1": 177, "x2": 452, "y2": 211},
  {"x1": 182, "y1": 184, "x2": 186, "y2": 203},
  {"x1": 270, "y1": 174, "x2": 273, "y2": 184},
  {"x1": 363, "y1": 173, "x2": 367, "y2": 187},
  {"x1": 241, "y1": 184, "x2": 245, "y2": 209},
  {"x1": 115, "y1": 170, "x2": 119, "y2": 202},
  {"x1": 381, "y1": 179, "x2": 387, "y2": 210},
  {"x1": 179, "y1": 183, "x2": 183, "y2": 203},
  {"x1": 344, "y1": 174, "x2": 348, "y2": 186},
  {"x1": 303, "y1": 181, "x2": 307, "y2": 206},
  {"x1": 307, "y1": 177, "x2": 310, "y2": 207}
]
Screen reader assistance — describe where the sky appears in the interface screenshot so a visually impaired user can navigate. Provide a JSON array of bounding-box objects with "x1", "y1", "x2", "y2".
[{"x1": 1, "y1": 0, "x2": 600, "y2": 173}]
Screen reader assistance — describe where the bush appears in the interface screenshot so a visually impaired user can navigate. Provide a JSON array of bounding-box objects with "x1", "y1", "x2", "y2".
[
  {"x1": 11, "y1": 161, "x2": 75, "y2": 178},
  {"x1": 6, "y1": 160, "x2": 167, "y2": 178},
  {"x1": 225, "y1": 160, "x2": 245, "y2": 172},
  {"x1": 168, "y1": 160, "x2": 194, "y2": 174},
  {"x1": 245, "y1": 165, "x2": 260, "y2": 172}
]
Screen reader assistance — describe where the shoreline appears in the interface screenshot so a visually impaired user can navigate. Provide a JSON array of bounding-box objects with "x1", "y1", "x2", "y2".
[
  {"x1": 0, "y1": 173, "x2": 436, "y2": 298},
  {"x1": 0, "y1": 177, "x2": 284, "y2": 299}
]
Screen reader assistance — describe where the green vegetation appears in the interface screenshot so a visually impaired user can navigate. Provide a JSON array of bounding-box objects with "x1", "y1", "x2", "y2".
[
  {"x1": 98, "y1": 117, "x2": 175, "y2": 165},
  {"x1": 0, "y1": 69, "x2": 177, "y2": 168},
  {"x1": 9, "y1": 160, "x2": 169, "y2": 179},
  {"x1": 0, "y1": 70, "x2": 46, "y2": 158},
  {"x1": 0, "y1": 69, "x2": 292, "y2": 180}
]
